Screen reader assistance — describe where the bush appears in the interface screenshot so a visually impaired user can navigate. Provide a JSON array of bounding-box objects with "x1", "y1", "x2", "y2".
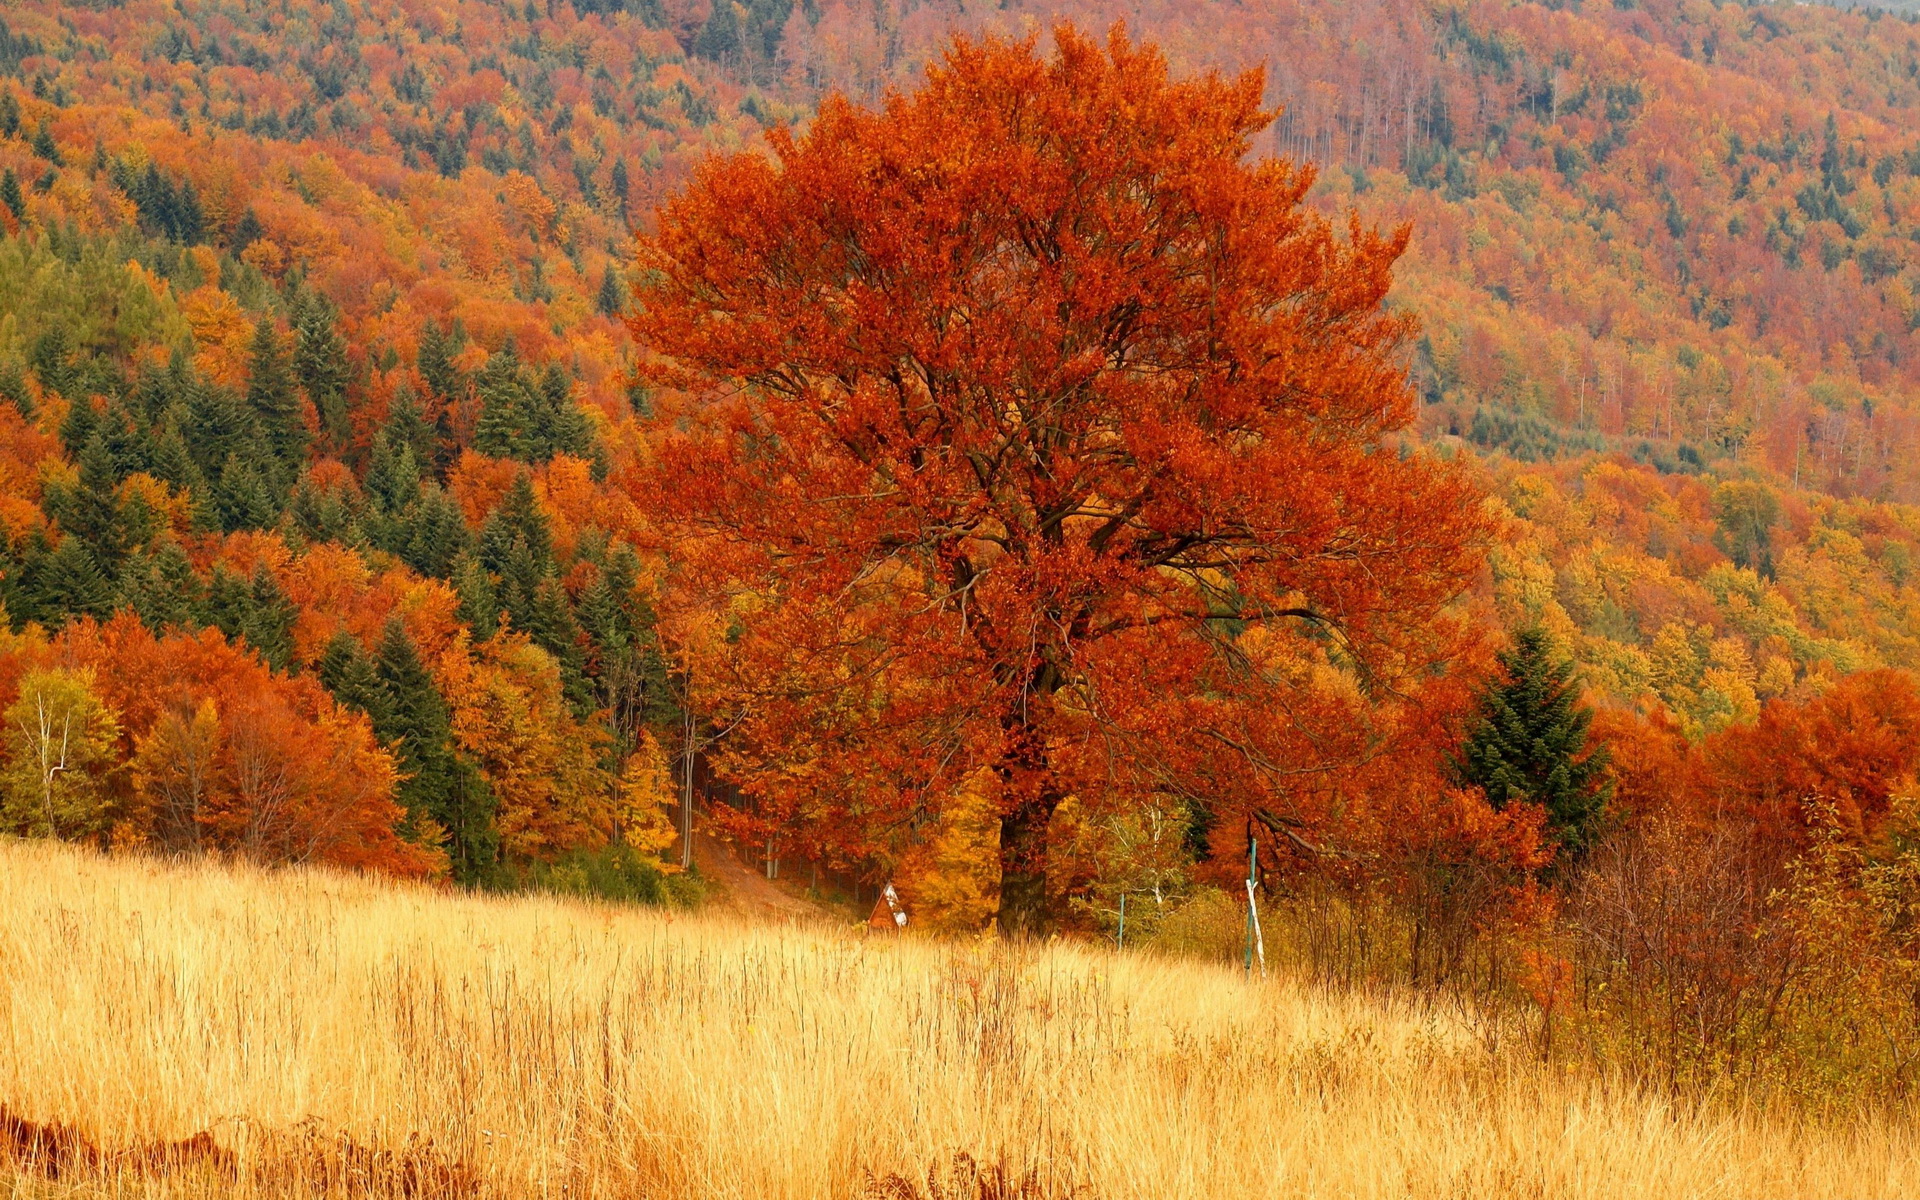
[{"x1": 492, "y1": 842, "x2": 705, "y2": 908}]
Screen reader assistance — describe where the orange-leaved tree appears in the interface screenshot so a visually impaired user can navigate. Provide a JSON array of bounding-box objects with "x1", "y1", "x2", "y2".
[{"x1": 630, "y1": 26, "x2": 1486, "y2": 931}]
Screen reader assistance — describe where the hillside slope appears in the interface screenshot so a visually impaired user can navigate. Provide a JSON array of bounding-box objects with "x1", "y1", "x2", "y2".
[{"x1": 3, "y1": 838, "x2": 1919, "y2": 1198}]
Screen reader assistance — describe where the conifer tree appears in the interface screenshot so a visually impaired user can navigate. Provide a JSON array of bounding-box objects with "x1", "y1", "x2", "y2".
[
  {"x1": 245, "y1": 318, "x2": 306, "y2": 486},
  {"x1": 208, "y1": 564, "x2": 297, "y2": 672},
  {"x1": 293, "y1": 297, "x2": 352, "y2": 450},
  {"x1": 383, "y1": 386, "x2": 437, "y2": 468},
  {"x1": 50, "y1": 434, "x2": 128, "y2": 568},
  {"x1": 1456, "y1": 627, "x2": 1612, "y2": 856},
  {"x1": 694, "y1": 0, "x2": 741, "y2": 60},
  {"x1": 399, "y1": 485, "x2": 470, "y2": 579},
  {"x1": 118, "y1": 541, "x2": 205, "y2": 633},
  {"x1": 537, "y1": 362, "x2": 593, "y2": 458},
  {"x1": 318, "y1": 630, "x2": 395, "y2": 731},
  {"x1": 451, "y1": 552, "x2": 500, "y2": 637},
  {"x1": 596, "y1": 266, "x2": 625, "y2": 316},
  {"x1": 212, "y1": 451, "x2": 278, "y2": 532},
  {"x1": 0, "y1": 168, "x2": 21, "y2": 220},
  {"x1": 0, "y1": 361, "x2": 31, "y2": 418},
  {"x1": 29, "y1": 535, "x2": 114, "y2": 622},
  {"x1": 417, "y1": 320, "x2": 465, "y2": 405},
  {"x1": 374, "y1": 618, "x2": 497, "y2": 880},
  {"x1": 183, "y1": 380, "x2": 257, "y2": 478}
]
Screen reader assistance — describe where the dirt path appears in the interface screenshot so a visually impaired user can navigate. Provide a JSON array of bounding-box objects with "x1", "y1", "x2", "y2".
[{"x1": 690, "y1": 828, "x2": 828, "y2": 921}]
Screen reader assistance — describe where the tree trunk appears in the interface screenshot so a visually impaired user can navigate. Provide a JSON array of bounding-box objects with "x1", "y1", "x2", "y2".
[
  {"x1": 992, "y1": 657, "x2": 1065, "y2": 935},
  {"x1": 997, "y1": 791, "x2": 1059, "y2": 936}
]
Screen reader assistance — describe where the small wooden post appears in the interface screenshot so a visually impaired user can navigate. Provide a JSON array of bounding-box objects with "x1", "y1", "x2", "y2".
[{"x1": 1244, "y1": 835, "x2": 1258, "y2": 976}]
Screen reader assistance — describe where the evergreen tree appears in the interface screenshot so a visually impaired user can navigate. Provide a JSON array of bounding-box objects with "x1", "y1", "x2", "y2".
[
  {"x1": 417, "y1": 321, "x2": 459, "y2": 399},
  {"x1": 288, "y1": 476, "x2": 361, "y2": 545},
  {"x1": 183, "y1": 379, "x2": 257, "y2": 479},
  {"x1": 317, "y1": 630, "x2": 394, "y2": 731},
  {"x1": 29, "y1": 121, "x2": 59, "y2": 165},
  {"x1": 49, "y1": 434, "x2": 128, "y2": 568},
  {"x1": 1456, "y1": 627, "x2": 1612, "y2": 857},
  {"x1": 479, "y1": 473, "x2": 554, "y2": 592},
  {"x1": 362, "y1": 430, "x2": 421, "y2": 515},
  {"x1": 694, "y1": 0, "x2": 741, "y2": 60},
  {"x1": 596, "y1": 266, "x2": 625, "y2": 316},
  {"x1": 451, "y1": 552, "x2": 500, "y2": 637},
  {"x1": 383, "y1": 386, "x2": 437, "y2": 468},
  {"x1": 473, "y1": 341, "x2": 539, "y2": 460},
  {"x1": 0, "y1": 168, "x2": 21, "y2": 221},
  {"x1": 0, "y1": 92, "x2": 18, "y2": 139},
  {"x1": 293, "y1": 297, "x2": 352, "y2": 450},
  {"x1": 208, "y1": 564, "x2": 297, "y2": 672},
  {"x1": 36, "y1": 326, "x2": 80, "y2": 405},
  {"x1": 117, "y1": 540, "x2": 205, "y2": 633},
  {"x1": 245, "y1": 318, "x2": 306, "y2": 486},
  {"x1": 374, "y1": 618, "x2": 497, "y2": 881},
  {"x1": 0, "y1": 361, "x2": 31, "y2": 419},
  {"x1": 536, "y1": 363, "x2": 593, "y2": 458},
  {"x1": 609, "y1": 157, "x2": 630, "y2": 216},
  {"x1": 399, "y1": 485, "x2": 470, "y2": 579},
  {"x1": 212, "y1": 451, "x2": 278, "y2": 532},
  {"x1": 29, "y1": 535, "x2": 114, "y2": 622}
]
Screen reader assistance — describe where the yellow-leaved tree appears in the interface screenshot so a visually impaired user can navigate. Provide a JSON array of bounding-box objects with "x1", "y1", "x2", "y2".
[{"x1": 2, "y1": 668, "x2": 122, "y2": 840}]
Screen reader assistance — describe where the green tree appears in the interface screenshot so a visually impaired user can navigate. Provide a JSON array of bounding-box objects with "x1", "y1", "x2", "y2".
[
  {"x1": 293, "y1": 297, "x2": 352, "y2": 450},
  {"x1": 373, "y1": 618, "x2": 497, "y2": 880},
  {"x1": 1457, "y1": 627, "x2": 1612, "y2": 857},
  {"x1": 208, "y1": 563, "x2": 297, "y2": 672},
  {"x1": 245, "y1": 318, "x2": 306, "y2": 487},
  {"x1": 596, "y1": 266, "x2": 625, "y2": 316},
  {"x1": 318, "y1": 630, "x2": 395, "y2": 732},
  {"x1": 0, "y1": 168, "x2": 21, "y2": 220},
  {"x1": 694, "y1": 0, "x2": 741, "y2": 60}
]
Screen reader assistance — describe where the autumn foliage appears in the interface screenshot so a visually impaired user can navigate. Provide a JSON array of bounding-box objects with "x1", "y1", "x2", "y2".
[{"x1": 633, "y1": 28, "x2": 1490, "y2": 928}]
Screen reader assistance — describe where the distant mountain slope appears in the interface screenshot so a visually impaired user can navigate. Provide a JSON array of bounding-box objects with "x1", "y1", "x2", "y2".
[
  {"x1": 8, "y1": 0, "x2": 1920, "y2": 494},
  {"x1": 778, "y1": 0, "x2": 1920, "y2": 497}
]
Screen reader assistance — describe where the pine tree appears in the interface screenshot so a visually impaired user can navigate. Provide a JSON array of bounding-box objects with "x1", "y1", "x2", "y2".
[
  {"x1": 0, "y1": 168, "x2": 22, "y2": 220},
  {"x1": 536, "y1": 363, "x2": 593, "y2": 458},
  {"x1": 183, "y1": 380, "x2": 257, "y2": 479},
  {"x1": 293, "y1": 298, "x2": 352, "y2": 450},
  {"x1": 375, "y1": 618, "x2": 497, "y2": 880},
  {"x1": 473, "y1": 341, "x2": 539, "y2": 460},
  {"x1": 208, "y1": 564, "x2": 297, "y2": 672},
  {"x1": 29, "y1": 121, "x2": 59, "y2": 165},
  {"x1": 29, "y1": 535, "x2": 114, "y2": 622},
  {"x1": 318, "y1": 630, "x2": 395, "y2": 731},
  {"x1": 245, "y1": 318, "x2": 306, "y2": 486},
  {"x1": 212, "y1": 451, "x2": 278, "y2": 532},
  {"x1": 694, "y1": 0, "x2": 741, "y2": 60},
  {"x1": 399, "y1": 485, "x2": 470, "y2": 579},
  {"x1": 417, "y1": 320, "x2": 465, "y2": 404},
  {"x1": 0, "y1": 93, "x2": 18, "y2": 139},
  {"x1": 451, "y1": 552, "x2": 500, "y2": 637},
  {"x1": 0, "y1": 361, "x2": 31, "y2": 419},
  {"x1": 596, "y1": 266, "x2": 625, "y2": 316},
  {"x1": 49, "y1": 434, "x2": 128, "y2": 568},
  {"x1": 609, "y1": 157, "x2": 630, "y2": 217},
  {"x1": 118, "y1": 541, "x2": 205, "y2": 633},
  {"x1": 384, "y1": 386, "x2": 437, "y2": 468},
  {"x1": 1456, "y1": 627, "x2": 1612, "y2": 857}
]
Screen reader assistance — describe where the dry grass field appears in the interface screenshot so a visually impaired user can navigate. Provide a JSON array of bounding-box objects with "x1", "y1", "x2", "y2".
[{"x1": 1, "y1": 838, "x2": 1917, "y2": 1199}]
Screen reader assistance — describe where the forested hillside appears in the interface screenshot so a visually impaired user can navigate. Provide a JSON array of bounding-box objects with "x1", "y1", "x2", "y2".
[{"x1": 6, "y1": 0, "x2": 1920, "y2": 955}]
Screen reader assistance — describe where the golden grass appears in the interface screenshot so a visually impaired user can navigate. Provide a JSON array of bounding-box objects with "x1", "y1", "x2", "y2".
[{"x1": 1, "y1": 838, "x2": 1917, "y2": 1199}]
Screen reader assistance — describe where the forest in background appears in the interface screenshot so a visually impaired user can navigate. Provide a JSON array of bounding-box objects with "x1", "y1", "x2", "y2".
[{"x1": 4, "y1": 0, "x2": 1920, "y2": 1099}]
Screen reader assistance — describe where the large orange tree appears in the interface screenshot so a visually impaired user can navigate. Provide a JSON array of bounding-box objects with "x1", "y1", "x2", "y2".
[{"x1": 630, "y1": 27, "x2": 1487, "y2": 931}]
